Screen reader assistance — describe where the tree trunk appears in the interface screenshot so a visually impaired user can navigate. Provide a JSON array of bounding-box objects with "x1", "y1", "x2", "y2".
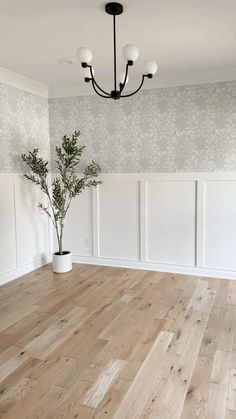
[
  {"x1": 58, "y1": 223, "x2": 64, "y2": 255},
  {"x1": 58, "y1": 238, "x2": 63, "y2": 255}
]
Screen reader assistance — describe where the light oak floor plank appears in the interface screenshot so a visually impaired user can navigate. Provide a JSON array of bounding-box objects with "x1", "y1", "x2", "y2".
[{"x1": 81, "y1": 359, "x2": 126, "y2": 408}]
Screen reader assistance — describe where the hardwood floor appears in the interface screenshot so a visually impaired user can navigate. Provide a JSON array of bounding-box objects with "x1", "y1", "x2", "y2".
[{"x1": 0, "y1": 264, "x2": 236, "y2": 418}]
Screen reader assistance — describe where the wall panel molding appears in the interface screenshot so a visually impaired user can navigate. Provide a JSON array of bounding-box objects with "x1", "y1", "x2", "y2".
[
  {"x1": 0, "y1": 173, "x2": 52, "y2": 286},
  {"x1": 146, "y1": 179, "x2": 196, "y2": 266},
  {"x1": 92, "y1": 187, "x2": 99, "y2": 257},
  {"x1": 67, "y1": 172, "x2": 236, "y2": 280},
  {"x1": 97, "y1": 180, "x2": 140, "y2": 260},
  {"x1": 2, "y1": 171, "x2": 236, "y2": 285}
]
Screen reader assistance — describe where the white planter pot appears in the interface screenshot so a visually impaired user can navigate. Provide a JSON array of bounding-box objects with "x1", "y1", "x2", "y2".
[{"x1": 53, "y1": 251, "x2": 72, "y2": 273}]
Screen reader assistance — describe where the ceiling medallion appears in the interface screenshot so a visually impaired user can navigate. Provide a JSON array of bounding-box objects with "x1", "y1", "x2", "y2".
[{"x1": 77, "y1": 2, "x2": 157, "y2": 100}]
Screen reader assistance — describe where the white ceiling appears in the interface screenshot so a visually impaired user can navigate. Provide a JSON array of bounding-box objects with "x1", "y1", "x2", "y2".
[{"x1": 0, "y1": 0, "x2": 236, "y2": 97}]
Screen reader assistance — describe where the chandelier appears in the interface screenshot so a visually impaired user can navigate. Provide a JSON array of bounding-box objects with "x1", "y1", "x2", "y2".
[{"x1": 77, "y1": 2, "x2": 157, "y2": 100}]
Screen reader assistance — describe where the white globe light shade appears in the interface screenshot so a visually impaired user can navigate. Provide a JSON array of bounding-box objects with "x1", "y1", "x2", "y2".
[
  {"x1": 123, "y1": 44, "x2": 139, "y2": 62},
  {"x1": 144, "y1": 60, "x2": 157, "y2": 75},
  {"x1": 82, "y1": 66, "x2": 94, "y2": 78},
  {"x1": 118, "y1": 71, "x2": 129, "y2": 85},
  {"x1": 77, "y1": 47, "x2": 93, "y2": 63}
]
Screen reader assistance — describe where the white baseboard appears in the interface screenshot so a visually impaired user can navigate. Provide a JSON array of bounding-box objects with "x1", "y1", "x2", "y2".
[
  {"x1": 1, "y1": 253, "x2": 234, "y2": 288},
  {"x1": 0, "y1": 256, "x2": 52, "y2": 287},
  {"x1": 72, "y1": 255, "x2": 236, "y2": 280}
]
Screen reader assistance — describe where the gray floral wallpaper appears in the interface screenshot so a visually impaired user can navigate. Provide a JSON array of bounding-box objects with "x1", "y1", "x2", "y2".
[
  {"x1": 49, "y1": 81, "x2": 236, "y2": 172},
  {"x1": 0, "y1": 83, "x2": 50, "y2": 173},
  {"x1": 1, "y1": 80, "x2": 236, "y2": 173}
]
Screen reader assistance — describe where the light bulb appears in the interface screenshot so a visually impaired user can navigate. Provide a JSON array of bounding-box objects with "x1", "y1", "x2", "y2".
[
  {"x1": 123, "y1": 44, "x2": 139, "y2": 62},
  {"x1": 144, "y1": 61, "x2": 157, "y2": 75},
  {"x1": 82, "y1": 66, "x2": 94, "y2": 78},
  {"x1": 118, "y1": 71, "x2": 129, "y2": 85},
  {"x1": 77, "y1": 47, "x2": 93, "y2": 64}
]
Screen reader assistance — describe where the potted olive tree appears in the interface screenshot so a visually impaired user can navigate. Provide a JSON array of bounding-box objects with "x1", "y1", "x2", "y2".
[{"x1": 21, "y1": 131, "x2": 101, "y2": 273}]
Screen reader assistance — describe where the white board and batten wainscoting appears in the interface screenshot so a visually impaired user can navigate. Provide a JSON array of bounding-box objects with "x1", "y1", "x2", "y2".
[
  {"x1": 0, "y1": 173, "x2": 52, "y2": 285},
  {"x1": 64, "y1": 172, "x2": 236, "y2": 280},
  {"x1": 1, "y1": 172, "x2": 236, "y2": 285}
]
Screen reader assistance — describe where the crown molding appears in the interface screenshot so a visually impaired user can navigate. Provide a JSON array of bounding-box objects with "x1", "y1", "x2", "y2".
[
  {"x1": 49, "y1": 66, "x2": 236, "y2": 99},
  {"x1": 0, "y1": 65, "x2": 235, "y2": 100},
  {"x1": 0, "y1": 66, "x2": 48, "y2": 98}
]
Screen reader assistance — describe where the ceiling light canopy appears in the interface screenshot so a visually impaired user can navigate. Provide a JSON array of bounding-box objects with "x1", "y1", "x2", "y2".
[
  {"x1": 58, "y1": 59, "x2": 74, "y2": 65},
  {"x1": 77, "y1": 2, "x2": 157, "y2": 100}
]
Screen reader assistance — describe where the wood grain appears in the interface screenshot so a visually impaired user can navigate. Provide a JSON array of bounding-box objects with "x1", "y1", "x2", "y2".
[
  {"x1": 0, "y1": 263, "x2": 235, "y2": 418},
  {"x1": 81, "y1": 359, "x2": 126, "y2": 408}
]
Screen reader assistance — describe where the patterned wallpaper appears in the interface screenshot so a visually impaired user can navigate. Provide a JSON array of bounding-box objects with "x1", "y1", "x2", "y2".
[
  {"x1": 0, "y1": 83, "x2": 50, "y2": 172},
  {"x1": 1, "y1": 81, "x2": 236, "y2": 173},
  {"x1": 49, "y1": 81, "x2": 236, "y2": 172}
]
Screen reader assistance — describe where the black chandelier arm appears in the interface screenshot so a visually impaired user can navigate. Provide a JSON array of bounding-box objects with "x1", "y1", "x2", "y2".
[
  {"x1": 120, "y1": 74, "x2": 147, "y2": 98},
  {"x1": 91, "y1": 78, "x2": 111, "y2": 98},
  {"x1": 88, "y1": 66, "x2": 110, "y2": 96},
  {"x1": 119, "y1": 63, "x2": 129, "y2": 94}
]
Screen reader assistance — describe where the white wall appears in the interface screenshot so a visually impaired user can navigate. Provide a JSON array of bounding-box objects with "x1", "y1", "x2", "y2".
[
  {"x1": 0, "y1": 173, "x2": 52, "y2": 285},
  {"x1": 2, "y1": 172, "x2": 236, "y2": 284},
  {"x1": 63, "y1": 172, "x2": 236, "y2": 280}
]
